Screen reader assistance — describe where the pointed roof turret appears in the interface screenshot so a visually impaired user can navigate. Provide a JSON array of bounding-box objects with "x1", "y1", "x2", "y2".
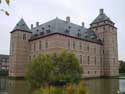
[
  {"x1": 11, "y1": 18, "x2": 31, "y2": 33},
  {"x1": 91, "y1": 9, "x2": 114, "y2": 24}
]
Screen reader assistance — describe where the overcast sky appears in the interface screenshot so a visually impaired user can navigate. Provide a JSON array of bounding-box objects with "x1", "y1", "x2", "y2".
[{"x1": 0, "y1": 0, "x2": 124, "y2": 60}]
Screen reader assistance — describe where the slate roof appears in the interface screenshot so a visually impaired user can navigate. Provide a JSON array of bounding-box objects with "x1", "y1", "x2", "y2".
[
  {"x1": 91, "y1": 9, "x2": 114, "y2": 24},
  {"x1": 30, "y1": 18, "x2": 102, "y2": 44},
  {"x1": 12, "y1": 18, "x2": 31, "y2": 33}
]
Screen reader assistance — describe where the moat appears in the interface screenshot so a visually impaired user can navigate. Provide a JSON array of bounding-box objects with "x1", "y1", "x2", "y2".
[{"x1": 0, "y1": 75, "x2": 125, "y2": 94}]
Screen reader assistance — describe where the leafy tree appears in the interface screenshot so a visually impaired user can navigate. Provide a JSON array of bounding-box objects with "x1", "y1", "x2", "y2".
[
  {"x1": 26, "y1": 54, "x2": 54, "y2": 88},
  {"x1": 119, "y1": 60, "x2": 125, "y2": 73},
  {"x1": 51, "y1": 51, "x2": 83, "y2": 84},
  {"x1": 26, "y1": 51, "x2": 83, "y2": 88}
]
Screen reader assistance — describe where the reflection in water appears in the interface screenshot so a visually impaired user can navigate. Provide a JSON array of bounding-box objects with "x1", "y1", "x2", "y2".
[
  {"x1": 8, "y1": 79, "x2": 29, "y2": 94},
  {"x1": 0, "y1": 77, "x2": 124, "y2": 94},
  {"x1": 0, "y1": 77, "x2": 8, "y2": 94},
  {"x1": 85, "y1": 79, "x2": 119, "y2": 94}
]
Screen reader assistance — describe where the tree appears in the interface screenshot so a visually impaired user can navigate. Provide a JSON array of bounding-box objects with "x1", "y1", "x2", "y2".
[
  {"x1": 51, "y1": 51, "x2": 83, "y2": 84},
  {"x1": 0, "y1": 0, "x2": 10, "y2": 16},
  {"x1": 26, "y1": 54, "x2": 54, "y2": 88},
  {"x1": 119, "y1": 60, "x2": 125, "y2": 73},
  {"x1": 26, "y1": 51, "x2": 83, "y2": 88}
]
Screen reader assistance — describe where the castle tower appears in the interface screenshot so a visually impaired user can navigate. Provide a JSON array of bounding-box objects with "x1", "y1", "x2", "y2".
[
  {"x1": 90, "y1": 9, "x2": 119, "y2": 76},
  {"x1": 9, "y1": 19, "x2": 32, "y2": 77}
]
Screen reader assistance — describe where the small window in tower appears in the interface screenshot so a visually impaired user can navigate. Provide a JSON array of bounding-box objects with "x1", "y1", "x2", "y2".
[
  {"x1": 22, "y1": 24, "x2": 25, "y2": 26},
  {"x1": 23, "y1": 34, "x2": 26, "y2": 40},
  {"x1": 36, "y1": 29, "x2": 39, "y2": 32}
]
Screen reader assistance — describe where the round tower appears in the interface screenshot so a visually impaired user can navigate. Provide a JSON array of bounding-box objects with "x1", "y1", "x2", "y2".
[
  {"x1": 90, "y1": 9, "x2": 119, "y2": 77},
  {"x1": 9, "y1": 18, "x2": 32, "y2": 77}
]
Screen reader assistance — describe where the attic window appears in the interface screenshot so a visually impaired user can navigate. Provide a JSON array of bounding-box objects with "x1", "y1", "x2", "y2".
[
  {"x1": 65, "y1": 29, "x2": 70, "y2": 33},
  {"x1": 77, "y1": 32, "x2": 81, "y2": 37},
  {"x1": 46, "y1": 29, "x2": 51, "y2": 33},
  {"x1": 42, "y1": 27, "x2": 45, "y2": 30},
  {"x1": 36, "y1": 29, "x2": 39, "y2": 32},
  {"x1": 22, "y1": 24, "x2": 25, "y2": 26},
  {"x1": 34, "y1": 34, "x2": 38, "y2": 36},
  {"x1": 48, "y1": 25, "x2": 51, "y2": 28},
  {"x1": 68, "y1": 26, "x2": 71, "y2": 29},
  {"x1": 78, "y1": 29, "x2": 80, "y2": 31},
  {"x1": 40, "y1": 32, "x2": 44, "y2": 35}
]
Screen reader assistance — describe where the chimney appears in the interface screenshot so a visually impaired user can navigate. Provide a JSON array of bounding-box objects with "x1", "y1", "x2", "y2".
[
  {"x1": 36, "y1": 22, "x2": 39, "y2": 27},
  {"x1": 31, "y1": 24, "x2": 33, "y2": 29},
  {"x1": 100, "y1": 9, "x2": 104, "y2": 14},
  {"x1": 66, "y1": 16, "x2": 70, "y2": 23},
  {"x1": 81, "y1": 22, "x2": 84, "y2": 27}
]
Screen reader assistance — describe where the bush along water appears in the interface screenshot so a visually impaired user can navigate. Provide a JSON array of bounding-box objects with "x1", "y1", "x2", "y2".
[{"x1": 33, "y1": 81, "x2": 86, "y2": 94}]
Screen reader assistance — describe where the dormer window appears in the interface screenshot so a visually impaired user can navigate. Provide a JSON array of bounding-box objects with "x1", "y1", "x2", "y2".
[
  {"x1": 36, "y1": 29, "x2": 39, "y2": 32},
  {"x1": 22, "y1": 24, "x2": 25, "y2": 26},
  {"x1": 68, "y1": 26, "x2": 71, "y2": 29},
  {"x1": 46, "y1": 29, "x2": 51, "y2": 33},
  {"x1": 42, "y1": 27, "x2": 45, "y2": 30},
  {"x1": 77, "y1": 32, "x2": 81, "y2": 37},
  {"x1": 78, "y1": 29, "x2": 80, "y2": 31},
  {"x1": 40, "y1": 32, "x2": 44, "y2": 35},
  {"x1": 65, "y1": 29, "x2": 70, "y2": 33},
  {"x1": 34, "y1": 34, "x2": 38, "y2": 36},
  {"x1": 48, "y1": 25, "x2": 51, "y2": 28}
]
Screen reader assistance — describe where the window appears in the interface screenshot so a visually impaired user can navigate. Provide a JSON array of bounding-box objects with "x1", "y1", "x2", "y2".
[
  {"x1": 68, "y1": 39, "x2": 70, "y2": 49},
  {"x1": 95, "y1": 71, "x2": 96, "y2": 74},
  {"x1": 80, "y1": 55, "x2": 82, "y2": 64},
  {"x1": 45, "y1": 40, "x2": 48, "y2": 48},
  {"x1": 73, "y1": 40, "x2": 75, "y2": 49},
  {"x1": 95, "y1": 57, "x2": 96, "y2": 64},
  {"x1": 88, "y1": 71, "x2": 90, "y2": 74},
  {"x1": 103, "y1": 50, "x2": 104, "y2": 54},
  {"x1": 48, "y1": 25, "x2": 51, "y2": 28},
  {"x1": 87, "y1": 44, "x2": 89, "y2": 52},
  {"x1": 23, "y1": 34, "x2": 26, "y2": 40},
  {"x1": 34, "y1": 43, "x2": 36, "y2": 51},
  {"x1": 94, "y1": 47, "x2": 96, "y2": 54},
  {"x1": 88, "y1": 56, "x2": 90, "y2": 64},
  {"x1": 39, "y1": 40, "x2": 41, "y2": 50},
  {"x1": 80, "y1": 42, "x2": 82, "y2": 50}
]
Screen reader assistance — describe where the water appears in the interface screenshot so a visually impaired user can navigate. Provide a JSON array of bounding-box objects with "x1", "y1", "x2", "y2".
[{"x1": 0, "y1": 76, "x2": 125, "y2": 94}]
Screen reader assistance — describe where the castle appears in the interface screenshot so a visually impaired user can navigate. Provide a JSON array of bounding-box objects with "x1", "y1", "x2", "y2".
[{"x1": 9, "y1": 9, "x2": 119, "y2": 78}]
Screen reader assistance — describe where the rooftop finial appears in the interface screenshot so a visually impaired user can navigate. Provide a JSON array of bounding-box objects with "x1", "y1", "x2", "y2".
[{"x1": 100, "y1": 9, "x2": 104, "y2": 14}]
